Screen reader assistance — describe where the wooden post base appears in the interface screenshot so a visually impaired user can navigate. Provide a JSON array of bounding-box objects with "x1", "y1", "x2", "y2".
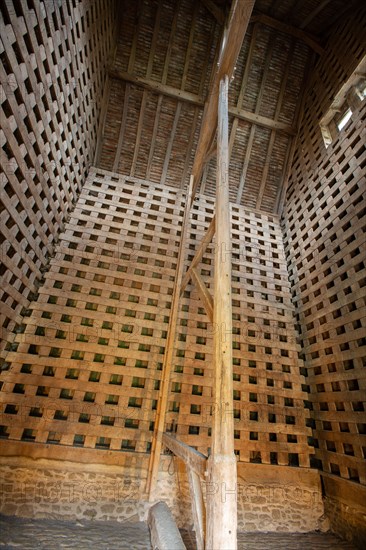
[{"x1": 206, "y1": 454, "x2": 238, "y2": 550}]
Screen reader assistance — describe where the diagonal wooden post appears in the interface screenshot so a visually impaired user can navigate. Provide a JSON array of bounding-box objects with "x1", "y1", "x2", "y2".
[
  {"x1": 206, "y1": 74, "x2": 237, "y2": 550},
  {"x1": 146, "y1": 177, "x2": 193, "y2": 498}
]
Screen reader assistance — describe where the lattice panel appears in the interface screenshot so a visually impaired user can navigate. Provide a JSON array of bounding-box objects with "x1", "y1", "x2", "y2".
[
  {"x1": 282, "y1": 7, "x2": 366, "y2": 486},
  {"x1": 0, "y1": 168, "x2": 182, "y2": 453},
  {"x1": 0, "y1": 0, "x2": 117, "y2": 357},
  {"x1": 167, "y1": 195, "x2": 312, "y2": 466},
  {"x1": 0, "y1": 167, "x2": 312, "y2": 468}
]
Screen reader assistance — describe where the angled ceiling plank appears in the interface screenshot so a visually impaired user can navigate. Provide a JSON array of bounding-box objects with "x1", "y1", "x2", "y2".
[
  {"x1": 161, "y1": 103, "x2": 182, "y2": 186},
  {"x1": 251, "y1": 12, "x2": 324, "y2": 55},
  {"x1": 146, "y1": 95, "x2": 163, "y2": 180},
  {"x1": 275, "y1": 52, "x2": 315, "y2": 214},
  {"x1": 237, "y1": 29, "x2": 278, "y2": 205},
  {"x1": 299, "y1": 0, "x2": 332, "y2": 30},
  {"x1": 229, "y1": 23, "x2": 259, "y2": 160},
  {"x1": 200, "y1": 0, "x2": 226, "y2": 25},
  {"x1": 130, "y1": 91, "x2": 147, "y2": 176},
  {"x1": 191, "y1": 0, "x2": 256, "y2": 200},
  {"x1": 113, "y1": 83, "x2": 130, "y2": 172},
  {"x1": 256, "y1": 38, "x2": 295, "y2": 209},
  {"x1": 131, "y1": 0, "x2": 161, "y2": 178}
]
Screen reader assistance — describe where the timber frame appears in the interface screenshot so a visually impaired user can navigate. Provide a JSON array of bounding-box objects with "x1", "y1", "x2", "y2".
[{"x1": 146, "y1": 2, "x2": 255, "y2": 547}]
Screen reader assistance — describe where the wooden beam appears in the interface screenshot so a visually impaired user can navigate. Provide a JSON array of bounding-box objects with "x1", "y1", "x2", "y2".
[
  {"x1": 206, "y1": 74, "x2": 237, "y2": 550},
  {"x1": 109, "y1": 69, "x2": 203, "y2": 106},
  {"x1": 113, "y1": 84, "x2": 130, "y2": 172},
  {"x1": 180, "y1": 215, "x2": 216, "y2": 293},
  {"x1": 188, "y1": 469, "x2": 206, "y2": 550},
  {"x1": 299, "y1": 0, "x2": 332, "y2": 30},
  {"x1": 251, "y1": 12, "x2": 324, "y2": 56},
  {"x1": 200, "y1": 0, "x2": 226, "y2": 25},
  {"x1": 145, "y1": 177, "x2": 193, "y2": 499},
  {"x1": 230, "y1": 105, "x2": 296, "y2": 134},
  {"x1": 162, "y1": 433, "x2": 207, "y2": 478},
  {"x1": 191, "y1": 268, "x2": 214, "y2": 323},
  {"x1": 191, "y1": 0, "x2": 255, "y2": 199},
  {"x1": 109, "y1": 69, "x2": 295, "y2": 135}
]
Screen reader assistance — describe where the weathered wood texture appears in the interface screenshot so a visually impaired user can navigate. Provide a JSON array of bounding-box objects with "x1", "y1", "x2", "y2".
[
  {"x1": 0, "y1": 0, "x2": 118, "y2": 358},
  {"x1": 0, "y1": 167, "x2": 312, "y2": 468},
  {"x1": 282, "y1": 4, "x2": 366, "y2": 486},
  {"x1": 97, "y1": 0, "x2": 311, "y2": 211}
]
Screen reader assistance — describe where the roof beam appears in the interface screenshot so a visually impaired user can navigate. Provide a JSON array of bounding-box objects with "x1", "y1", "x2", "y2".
[
  {"x1": 191, "y1": 0, "x2": 255, "y2": 199},
  {"x1": 200, "y1": 0, "x2": 225, "y2": 25},
  {"x1": 109, "y1": 68, "x2": 296, "y2": 135},
  {"x1": 251, "y1": 12, "x2": 324, "y2": 55},
  {"x1": 299, "y1": 0, "x2": 332, "y2": 30}
]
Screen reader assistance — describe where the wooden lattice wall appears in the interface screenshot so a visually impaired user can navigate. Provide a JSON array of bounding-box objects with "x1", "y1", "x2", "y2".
[
  {"x1": 282, "y1": 5, "x2": 366, "y2": 485},
  {"x1": 0, "y1": 167, "x2": 312, "y2": 469},
  {"x1": 0, "y1": 0, "x2": 118, "y2": 358}
]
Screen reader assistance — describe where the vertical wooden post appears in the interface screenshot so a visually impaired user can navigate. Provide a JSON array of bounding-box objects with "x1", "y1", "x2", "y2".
[{"x1": 206, "y1": 75, "x2": 237, "y2": 549}]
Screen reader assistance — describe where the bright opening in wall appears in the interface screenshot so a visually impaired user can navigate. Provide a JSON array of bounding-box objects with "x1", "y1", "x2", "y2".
[
  {"x1": 337, "y1": 107, "x2": 352, "y2": 131},
  {"x1": 320, "y1": 55, "x2": 366, "y2": 148}
]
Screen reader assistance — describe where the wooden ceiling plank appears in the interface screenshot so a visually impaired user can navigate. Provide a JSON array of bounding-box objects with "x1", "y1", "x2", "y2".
[
  {"x1": 229, "y1": 23, "x2": 259, "y2": 160},
  {"x1": 275, "y1": 51, "x2": 315, "y2": 215},
  {"x1": 200, "y1": 0, "x2": 226, "y2": 25},
  {"x1": 181, "y1": 2, "x2": 200, "y2": 91},
  {"x1": 237, "y1": 28, "x2": 278, "y2": 205},
  {"x1": 299, "y1": 0, "x2": 332, "y2": 30},
  {"x1": 146, "y1": 95, "x2": 163, "y2": 180},
  {"x1": 162, "y1": 0, "x2": 182, "y2": 85},
  {"x1": 161, "y1": 103, "x2": 182, "y2": 186},
  {"x1": 127, "y1": 0, "x2": 142, "y2": 73},
  {"x1": 256, "y1": 38, "x2": 295, "y2": 209},
  {"x1": 113, "y1": 83, "x2": 130, "y2": 172},
  {"x1": 191, "y1": 0, "x2": 256, "y2": 200},
  {"x1": 146, "y1": 0, "x2": 163, "y2": 77},
  {"x1": 130, "y1": 91, "x2": 148, "y2": 177},
  {"x1": 251, "y1": 12, "x2": 324, "y2": 55},
  {"x1": 181, "y1": 108, "x2": 200, "y2": 189}
]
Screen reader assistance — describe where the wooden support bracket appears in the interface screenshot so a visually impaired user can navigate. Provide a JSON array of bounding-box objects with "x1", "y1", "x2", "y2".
[
  {"x1": 191, "y1": 268, "x2": 214, "y2": 323},
  {"x1": 180, "y1": 215, "x2": 216, "y2": 294},
  {"x1": 162, "y1": 433, "x2": 207, "y2": 478}
]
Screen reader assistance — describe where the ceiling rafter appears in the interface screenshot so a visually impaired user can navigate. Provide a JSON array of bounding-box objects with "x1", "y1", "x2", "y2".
[
  {"x1": 251, "y1": 12, "x2": 324, "y2": 55},
  {"x1": 200, "y1": 0, "x2": 226, "y2": 25},
  {"x1": 109, "y1": 69, "x2": 296, "y2": 135}
]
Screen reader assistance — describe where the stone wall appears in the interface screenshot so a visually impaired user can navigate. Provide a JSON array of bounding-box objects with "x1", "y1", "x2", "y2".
[
  {"x1": 322, "y1": 475, "x2": 366, "y2": 549},
  {"x1": 0, "y1": 456, "x2": 325, "y2": 533}
]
